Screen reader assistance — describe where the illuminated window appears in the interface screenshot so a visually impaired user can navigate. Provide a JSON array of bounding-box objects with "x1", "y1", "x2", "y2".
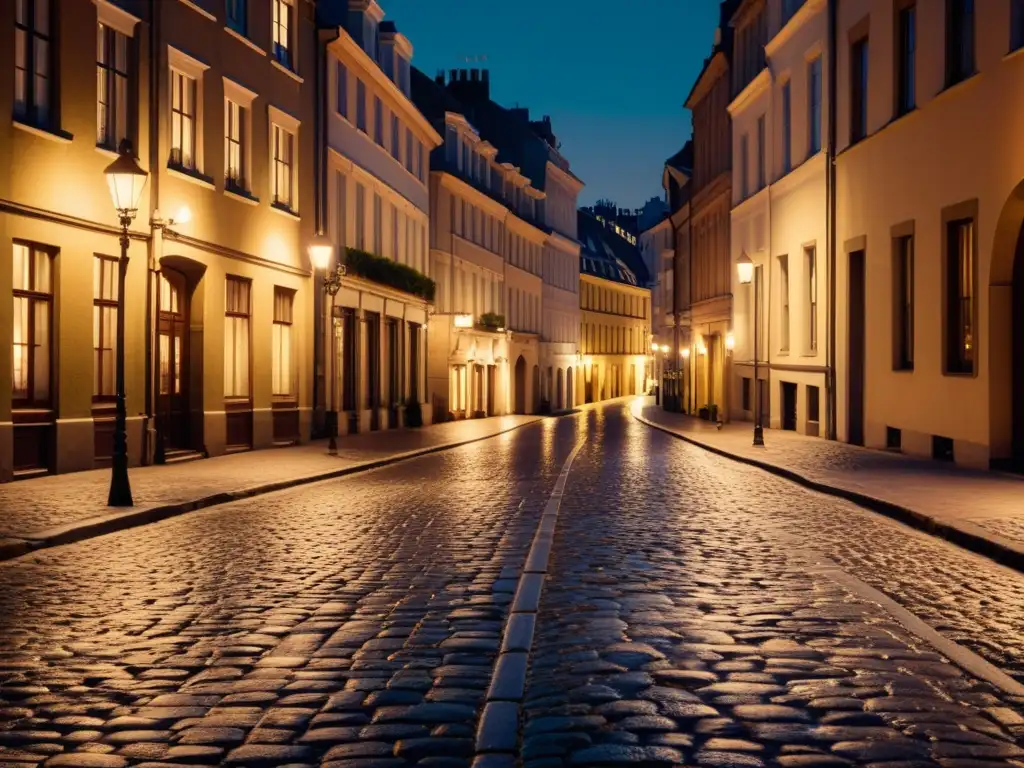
[
  {"x1": 272, "y1": 123, "x2": 294, "y2": 209},
  {"x1": 14, "y1": 0, "x2": 53, "y2": 127},
  {"x1": 225, "y1": 99, "x2": 245, "y2": 190},
  {"x1": 805, "y1": 246, "x2": 817, "y2": 353},
  {"x1": 272, "y1": 0, "x2": 292, "y2": 69},
  {"x1": 272, "y1": 287, "x2": 294, "y2": 396},
  {"x1": 93, "y1": 255, "x2": 118, "y2": 399},
  {"x1": 779, "y1": 254, "x2": 790, "y2": 352},
  {"x1": 945, "y1": 219, "x2": 974, "y2": 374},
  {"x1": 224, "y1": 277, "x2": 251, "y2": 398},
  {"x1": 170, "y1": 69, "x2": 196, "y2": 168},
  {"x1": 12, "y1": 243, "x2": 54, "y2": 407},
  {"x1": 97, "y1": 23, "x2": 130, "y2": 149}
]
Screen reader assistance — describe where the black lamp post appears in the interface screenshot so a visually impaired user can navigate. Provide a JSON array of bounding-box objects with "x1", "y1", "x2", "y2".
[
  {"x1": 310, "y1": 235, "x2": 345, "y2": 454},
  {"x1": 737, "y1": 251, "x2": 765, "y2": 446},
  {"x1": 103, "y1": 139, "x2": 149, "y2": 506}
]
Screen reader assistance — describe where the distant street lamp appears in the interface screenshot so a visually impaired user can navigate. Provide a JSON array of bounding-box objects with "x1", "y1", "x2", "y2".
[
  {"x1": 310, "y1": 235, "x2": 344, "y2": 455},
  {"x1": 737, "y1": 252, "x2": 764, "y2": 446},
  {"x1": 103, "y1": 139, "x2": 148, "y2": 507}
]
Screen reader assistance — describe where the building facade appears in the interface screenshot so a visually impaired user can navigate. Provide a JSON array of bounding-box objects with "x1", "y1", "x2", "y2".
[
  {"x1": 577, "y1": 210, "x2": 651, "y2": 405},
  {"x1": 662, "y1": 142, "x2": 694, "y2": 409},
  {"x1": 685, "y1": 2, "x2": 738, "y2": 422},
  {"x1": 639, "y1": 213, "x2": 674, "y2": 387},
  {"x1": 834, "y1": 0, "x2": 1024, "y2": 468},
  {"x1": 729, "y1": 0, "x2": 830, "y2": 437},
  {"x1": 319, "y1": 0, "x2": 441, "y2": 434},
  {"x1": 2, "y1": 0, "x2": 317, "y2": 481}
]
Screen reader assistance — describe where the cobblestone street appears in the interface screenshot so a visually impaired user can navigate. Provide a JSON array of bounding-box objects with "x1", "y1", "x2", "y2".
[{"x1": 1, "y1": 403, "x2": 1023, "y2": 766}]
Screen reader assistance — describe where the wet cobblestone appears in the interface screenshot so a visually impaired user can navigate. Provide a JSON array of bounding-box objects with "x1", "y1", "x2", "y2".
[
  {"x1": 524, "y1": 407, "x2": 1024, "y2": 767},
  {"x1": 0, "y1": 419, "x2": 580, "y2": 766}
]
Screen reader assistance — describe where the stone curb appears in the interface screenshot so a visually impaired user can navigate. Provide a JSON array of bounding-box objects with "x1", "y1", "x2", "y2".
[
  {"x1": 474, "y1": 438, "x2": 586, "y2": 764},
  {"x1": 0, "y1": 418, "x2": 544, "y2": 564},
  {"x1": 632, "y1": 406, "x2": 1024, "y2": 575}
]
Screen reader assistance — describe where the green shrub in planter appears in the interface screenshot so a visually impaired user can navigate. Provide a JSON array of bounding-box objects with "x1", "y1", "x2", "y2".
[
  {"x1": 480, "y1": 312, "x2": 506, "y2": 330},
  {"x1": 345, "y1": 247, "x2": 436, "y2": 302}
]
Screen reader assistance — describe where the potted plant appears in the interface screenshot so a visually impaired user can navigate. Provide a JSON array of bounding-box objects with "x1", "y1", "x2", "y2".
[{"x1": 480, "y1": 312, "x2": 506, "y2": 331}]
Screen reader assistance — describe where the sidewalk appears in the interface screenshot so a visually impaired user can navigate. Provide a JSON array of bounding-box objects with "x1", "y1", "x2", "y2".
[
  {"x1": 633, "y1": 399, "x2": 1024, "y2": 571},
  {"x1": 0, "y1": 414, "x2": 540, "y2": 561}
]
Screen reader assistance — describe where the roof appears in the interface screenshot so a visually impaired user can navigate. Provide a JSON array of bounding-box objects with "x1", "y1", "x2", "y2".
[
  {"x1": 665, "y1": 141, "x2": 693, "y2": 174},
  {"x1": 577, "y1": 210, "x2": 651, "y2": 288}
]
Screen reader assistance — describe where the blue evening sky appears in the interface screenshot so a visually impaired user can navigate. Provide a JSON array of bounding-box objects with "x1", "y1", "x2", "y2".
[{"x1": 382, "y1": 0, "x2": 721, "y2": 210}]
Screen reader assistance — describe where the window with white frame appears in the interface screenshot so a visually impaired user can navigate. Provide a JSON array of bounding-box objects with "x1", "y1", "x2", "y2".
[
  {"x1": 272, "y1": 0, "x2": 293, "y2": 70},
  {"x1": 12, "y1": 242, "x2": 54, "y2": 407},
  {"x1": 272, "y1": 124, "x2": 294, "y2": 208},
  {"x1": 170, "y1": 70, "x2": 197, "y2": 168},
  {"x1": 374, "y1": 97, "x2": 384, "y2": 145},
  {"x1": 373, "y1": 193, "x2": 382, "y2": 254},
  {"x1": 336, "y1": 60, "x2": 348, "y2": 118},
  {"x1": 355, "y1": 183, "x2": 366, "y2": 250},
  {"x1": 97, "y1": 23, "x2": 131, "y2": 149},
  {"x1": 391, "y1": 114, "x2": 400, "y2": 161},
  {"x1": 14, "y1": 0, "x2": 53, "y2": 127},
  {"x1": 806, "y1": 246, "x2": 817, "y2": 352},
  {"x1": 356, "y1": 79, "x2": 367, "y2": 132},
  {"x1": 93, "y1": 255, "x2": 118, "y2": 399},
  {"x1": 225, "y1": 100, "x2": 245, "y2": 189},
  {"x1": 335, "y1": 171, "x2": 347, "y2": 247},
  {"x1": 272, "y1": 287, "x2": 294, "y2": 397},
  {"x1": 224, "y1": 277, "x2": 251, "y2": 398}
]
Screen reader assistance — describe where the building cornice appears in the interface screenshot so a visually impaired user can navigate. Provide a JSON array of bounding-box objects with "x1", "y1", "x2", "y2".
[
  {"x1": 685, "y1": 51, "x2": 728, "y2": 110},
  {"x1": 329, "y1": 32, "x2": 441, "y2": 147},
  {"x1": 580, "y1": 272, "x2": 652, "y2": 296},
  {"x1": 640, "y1": 216, "x2": 673, "y2": 239},
  {"x1": 546, "y1": 160, "x2": 585, "y2": 192},
  {"x1": 547, "y1": 231, "x2": 581, "y2": 254},
  {"x1": 765, "y1": 0, "x2": 827, "y2": 58},
  {"x1": 727, "y1": 67, "x2": 771, "y2": 117},
  {"x1": 438, "y1": 171, "x2": 508, "y2": 218}
]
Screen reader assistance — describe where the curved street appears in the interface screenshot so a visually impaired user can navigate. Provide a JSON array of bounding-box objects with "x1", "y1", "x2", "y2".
[{"x1": 1, "y1": 402, "x2": 1023, "y2": 767}]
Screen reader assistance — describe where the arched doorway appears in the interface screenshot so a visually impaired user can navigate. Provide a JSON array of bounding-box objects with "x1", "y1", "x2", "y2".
[
  {"x1": 556, "y1": 368, "x2": 564, "y2": 410},
  {"x1": 990, "y1": 180, "x2": 1024, "y2": 468},
  {"x1": 514, "y1": 356, "x2": 526, "y2": 414},
  {"x1": 566, "y1": 367, "x2": 574, "y2": 409},
  {"x1": 532, "y1": 365, "x2": 541, "y2": 413}
]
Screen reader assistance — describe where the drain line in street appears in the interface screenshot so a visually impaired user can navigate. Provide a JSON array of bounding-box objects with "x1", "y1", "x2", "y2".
[
  {"x1": 801, "y1": 552, "x2": 1024, "y2": 696},
  {"x1": 473, "y1": 437, "x2": 587, "y2": 766}
]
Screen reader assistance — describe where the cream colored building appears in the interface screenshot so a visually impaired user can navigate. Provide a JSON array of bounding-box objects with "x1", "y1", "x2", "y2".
[
  {"x1": 730, "y1": 0, "x2": 829, "y2": 436},
  {"x1": 578, "y1": 211, "x2": 651, "y2": 404},
  {"x1": 833, "y1": 0, "x2": 1024, "y2": 468},
  {"x1": 1, "y1": 0, "x2": 317, "y2": 481},
  {"x1": 640, "y1": 214, "x2": 674, "y2": 386},
  {"x1": 321, "y1": 1, "x2": 441, "y2": 433}
]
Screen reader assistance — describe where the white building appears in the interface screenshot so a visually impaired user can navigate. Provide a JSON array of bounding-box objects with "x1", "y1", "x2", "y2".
[
  {"x1": 321, "y1": 1, "x2": 441, "y2": 432},
  {"x1": 729, "y1": 0, "x2": 829, "y2": 437}
]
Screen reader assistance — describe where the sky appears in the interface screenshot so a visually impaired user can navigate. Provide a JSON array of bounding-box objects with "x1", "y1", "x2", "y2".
[{"x1": 382, "y1": 0, "x2": 722, "y2": 210}]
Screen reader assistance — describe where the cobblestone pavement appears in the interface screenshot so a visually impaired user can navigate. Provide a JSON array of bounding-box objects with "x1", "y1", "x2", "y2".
[
  {"x1": 0, "y1": 415, "x2": 538, "y2": 539},
  {"x1": 525, "y1": 405, "x2": 1024, "y2": 767},
  {"x1": 639, "y1": 403, "x2": 1024, "y2": 548},
  {"x1": 0, "y1": 417, "x2": 582, "y2": 767}
]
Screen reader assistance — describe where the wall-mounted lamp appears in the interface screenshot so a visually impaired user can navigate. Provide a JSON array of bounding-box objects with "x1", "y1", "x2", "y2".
[{"x1": 725, "y1": 332, "x2": 735, "y2": 351}]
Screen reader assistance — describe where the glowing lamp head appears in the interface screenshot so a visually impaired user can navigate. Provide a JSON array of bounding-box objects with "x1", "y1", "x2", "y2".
[
  {"x1": 453, "y1": 314, "x2": 474, "y2": 328},
  {"x1": 736, "y1": 251, "x2": 754, "y2": 285},
  {"x1": 308, "y1": 234, "x2": 335, "y2": 272},
  {"x1": 681, "y1": 348, "x2": 690, "y2": 359},
  {"x1": 173, "y1": 206, "x2": 192, "y2": 226},
  {"x1": 104, "y1": 139, "x2": 148, "y2": 218},
  {"x1": 725, "y1": 332, "x2": 735, "y2": 351}
]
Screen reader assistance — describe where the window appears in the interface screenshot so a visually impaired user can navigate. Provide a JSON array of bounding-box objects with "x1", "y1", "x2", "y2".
[
  {"x1": 779, "y1": 255, "x2": 790, "y2": 352},
  {"x1": 417, "y1": 141, "x2": 424, "y2": 182},
  {"x1": 392, "y1": 205, "x2": 400, "y2": 261},
  {"x1": 356, "y1": 79, "x2": 367, "y2": 132},
  {"x1": 1014, "y1": 0, "x2": 1024, "y2": 51},
  {"x1": 896, "y1": 6, "x2": 916, "y2": 115},
  {"x1": 740, "y1": 134, "x2": 749, "y2": 199},
  {"x1": 407, "y1": 130, "x2": 415, "y2": 175},
  {"x1": 807, "y1": 385, "x2": 820, "y2": 424},
  {"x1": 756, "y1": 115, "x2": 766, "y2": 189},
  {"x1": 97, "y1": 24, "x2": 130, "y2": 149},
  {"x1": 272, "y1": 288, "x2": 294, "y2": 396},
  {"x1": 226, "y1": 0, "x2": 246, "y2": 35},
  {"x1": 373, "y1": 193, "x2": 382, "y2": 254},
  {"x1": 93, "y1": 255, "x2": 118, "y2": 399},
  {"x1": 225, "y1": 100, "x2": 245, "y2": 190},
  {"x1": 374, "y1": 97, "x2": 383, "y2": 146},
  {"x1": 850, "y1": 37, "x2": 869, "y2": 143},
  {"x1": 335, "y1": 171, "x2": 347, "y2": 247},
  {"x1": 946, "y1": 219, "x2": 974, "y2": 374},
  {"x1": 808, "y1": 57, "x2": 822, "y2": 154},
  {"x1": 893, "y1": 234, "x2": 914, "y2": 370},
  {"x1": 355, "y1": 183, "x2": 365, "y2": 250},
  {"x1": 224, "y1": 277, "x2": 251, "y2": 398},
  {"x1": 272, "y1": 0, "x2": 292, "y2": 69},
  {"x1": 14, "y1": 0, "x2": 53, "y2": 126},
  {"x1": 336, "y1": 61, "x2": 348, "y2": 118},
  {"x1": 781, "y1": 81, "x2": 792, "y2": 173},
  {"x1": 391, "y1": 114, "x2": 400, "y2": 160},
  {"x1": 170, "y1": 70, "x2": 197, "y2": 168},
  {"x1": 805, "y1": 247, "x2": 817, "y2": 353},
  {"x1": 272, "y1": 124, "x2": 294, "y2": 209},
  {"x1": 12, "y1": 243, "x2": 53, "y2": 407},
  {"x1": 946, "y1": 0, "x2": 975, "y2": 86}
]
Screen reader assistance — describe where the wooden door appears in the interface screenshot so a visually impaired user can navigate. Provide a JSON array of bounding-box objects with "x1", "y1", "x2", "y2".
[{"x1": 158, "y1": 270, "x2": 190, "y2": 451}]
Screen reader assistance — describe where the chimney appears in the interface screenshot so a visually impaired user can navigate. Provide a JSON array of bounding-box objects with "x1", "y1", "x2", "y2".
[
  {"x1": 446, "y1": 67, "x2": 490, "y2": 104},
  {"x1": 470, "y1": 68, "x2": 479, "y2": 82},
  {"x1": 435, "y1": 70, "x2": 445, "y2": 86}
]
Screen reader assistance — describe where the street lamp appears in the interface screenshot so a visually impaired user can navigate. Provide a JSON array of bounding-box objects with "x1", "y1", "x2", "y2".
[
  {"x1": 737, "y1": 251, "x2": 764, "y2": 446},
  {"x1": 103, "y1": 139, "x2": 148, "y2": 507},
  {"x1": 310, "y1": 234, "x2": 345, "y2": 455}
]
